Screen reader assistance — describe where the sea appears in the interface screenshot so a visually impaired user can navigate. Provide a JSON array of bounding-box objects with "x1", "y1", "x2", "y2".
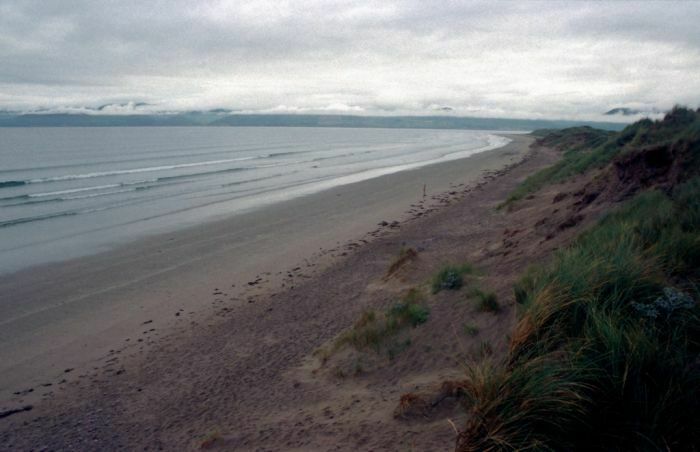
[{"x1": 0, "y1": 127, "x2": 510, "y2": 274}]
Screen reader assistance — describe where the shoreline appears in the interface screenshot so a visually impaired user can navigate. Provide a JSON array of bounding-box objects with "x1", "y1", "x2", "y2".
[
  {"x1": 0, "y1": 134, "x2": 532, "y2": 405},
  {"x1": 0, "y1": 128, "x2": 511, "y2": 276}
]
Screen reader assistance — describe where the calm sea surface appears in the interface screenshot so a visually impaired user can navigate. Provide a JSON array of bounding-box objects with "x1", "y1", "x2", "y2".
[{"x1": 0, "y1": 127, "x2": 509, "y2": 274}]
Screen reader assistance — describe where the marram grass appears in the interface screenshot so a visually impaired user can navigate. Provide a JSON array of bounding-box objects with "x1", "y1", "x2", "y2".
[{"x1": 459, "y1": 178, "x2": 700, "y2": 451}]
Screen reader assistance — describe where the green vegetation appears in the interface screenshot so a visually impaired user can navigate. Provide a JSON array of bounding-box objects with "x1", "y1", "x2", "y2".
[
  {"x1": 503, "y1": 106, "x2": 700, "y2": 206},
  {"x1": 471, "y1": 289, "x2": 500, "y2": 313},
  {"x1": 458, "y1": 179, "x2": 700, "y2": 451},
  {"x1": 335, "y1": 289, "x2": 430, "y2": 352},
  {"x1": 385, "y1": 247, "x2": 417, "y2": 278},
  {"x1": 530, "y1": 126, "x2": 614, "y2": 150},
  {"x1": 463, "y1": 323, "x2": 479, "y2": 337},
  {"x1": 431, "y1": 263, "x2": 473, "y2": 293}
]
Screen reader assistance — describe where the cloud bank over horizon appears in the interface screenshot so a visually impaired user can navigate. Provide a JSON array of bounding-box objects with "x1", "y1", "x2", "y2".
[{"x1": 1, "y1": 1, "x2": 699, "y2": 121}]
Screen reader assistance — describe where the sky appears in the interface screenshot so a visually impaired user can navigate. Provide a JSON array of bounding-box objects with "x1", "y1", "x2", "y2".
[{"x1": 0, "y1": 0, "x2": 699, "y2": 120}]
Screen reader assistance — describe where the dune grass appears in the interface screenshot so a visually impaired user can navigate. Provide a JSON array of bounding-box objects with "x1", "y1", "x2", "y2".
[
  {"x1": 335, "y1": 288, "x2": 430, "y2": 352},
  {"x1": 530, "y1": 126, "x2": 614, "y2": 150},
  {"x1": 431, "y1": 263, "x2": 473, "y2": 293},
  {"x1": 503, "y1": 106, "x2": 700, "y2": 207},
  {"x1": 458, "y1": 178, "x2": 700, "y2": 451},
  {"x1": 471, "y1": 289, "x2": 500, "y2": 313}
]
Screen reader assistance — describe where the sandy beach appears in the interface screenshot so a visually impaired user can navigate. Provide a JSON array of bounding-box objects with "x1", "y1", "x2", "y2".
[
  {"x1": 0, "y1": 132, "x2": 576, "y2": 452},
  {"x1": 0, "y1": 134, "x2": 529, "y2": 405},
  {"x1": 3, "y1": 131, "x2": 627, "y2": 450}
]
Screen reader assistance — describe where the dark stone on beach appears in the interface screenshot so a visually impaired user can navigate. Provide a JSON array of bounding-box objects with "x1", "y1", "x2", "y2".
[
  {"x1": 64, "y1": 368, "x2": 74, "y2": 373},
  {"x1": 0, "y1": 405, "x2": 33, "y2": 419},
  {"x1": 142, "y1": 320, "x2": 153, "y2": 325},
  {"x1": 378, "y1": 221, "x2": 389, "y2": 226},
  {"x1": 13, "y1": 388, "x2": 33, "y2": 395}
]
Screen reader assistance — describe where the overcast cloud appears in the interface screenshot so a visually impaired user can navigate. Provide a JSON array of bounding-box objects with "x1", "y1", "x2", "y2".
[{"x1": 1, "y1": 0, "x2": 698, "y2": 120}]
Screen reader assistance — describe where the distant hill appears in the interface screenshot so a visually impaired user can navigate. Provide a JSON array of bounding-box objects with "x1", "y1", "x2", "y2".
[
  {"x1": 0, "y1": 111, "x2": 225, "y2": 127},
  {"x1": 0, "y1": 112, "x2": 627, "y2": 131}
]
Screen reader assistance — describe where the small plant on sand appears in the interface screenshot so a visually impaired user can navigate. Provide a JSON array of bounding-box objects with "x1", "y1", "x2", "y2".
[
  {"x1": 463, "y1": 323, "x2": 479, "y2": 337},
  {"x1": 385, "y1": 288, "x2": 430, "y2": 330},
  {"x1": 432, "y1": 263, "x2": 473, "y2": 293},
  {"x1": 394, "y1": 392, "x2": 430, "y2": 419},
  {"x1": 335, "y1": 288, "x2": 430, "y2": 352},
  {"x1": 385, "y1": 247, "x2": 418, "y2": 278},
  {"x1": 335, "y1": 308, "x2": 383, "y2": 350},
  {"x1": 472, "y1": 289, "x2": 500, "y2": 313}
]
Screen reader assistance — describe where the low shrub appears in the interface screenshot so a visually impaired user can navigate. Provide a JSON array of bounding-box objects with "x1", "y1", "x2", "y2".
[
  {"x1": 432, "y1": 263, "x2": 473, "y2": 293},
  {"x1": 472, "y1": 289, "x2": 500, "y2": 313},
  {"x1": 335, "y1": 289, "x2": 430, "y2": 352}
]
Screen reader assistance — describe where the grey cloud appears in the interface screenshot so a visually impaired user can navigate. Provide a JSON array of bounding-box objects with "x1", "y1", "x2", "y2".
[{"x1": 0, "y1": 0, "x2": 699, "y2": 118}]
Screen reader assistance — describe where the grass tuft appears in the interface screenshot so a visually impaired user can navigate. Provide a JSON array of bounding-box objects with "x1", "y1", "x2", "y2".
[
  {"x1": 335, "y1": 288, "x2": 430, "y2": 353},
  {"x1": 432, "y1": 263, "x2": 473, "y2": 293},
  {"x1": 472, "y1": 289, "x2": 500, "y2": 313}
]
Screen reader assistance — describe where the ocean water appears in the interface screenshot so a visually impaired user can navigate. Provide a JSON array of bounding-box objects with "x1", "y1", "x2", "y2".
[{"x1": 0, "y1": 127, "x2": 510, "y2": 274}]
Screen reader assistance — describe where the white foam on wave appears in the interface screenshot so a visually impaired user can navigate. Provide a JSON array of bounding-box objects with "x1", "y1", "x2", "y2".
[
  {"x1": 281, "y1": 134, "x2": 512, "y2": 197},
  {"x1": 27, "y1": 156, "x2": 259, "y2": 184},
  {"x1": 29, "y1": 184, "x2": 123, "y2": 198}
]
